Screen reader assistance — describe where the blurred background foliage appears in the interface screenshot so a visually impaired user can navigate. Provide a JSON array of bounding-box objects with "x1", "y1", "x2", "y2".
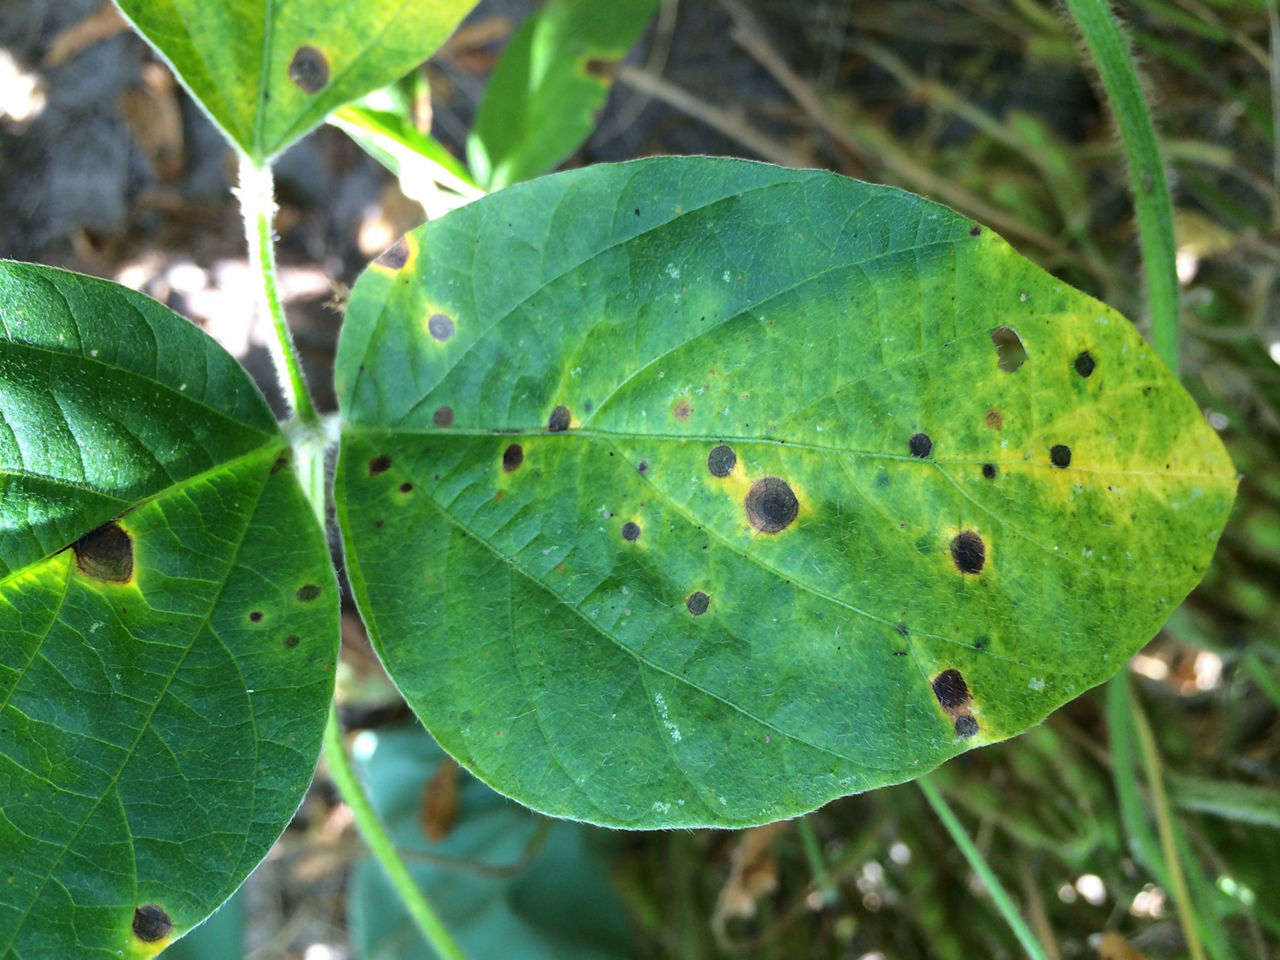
[{"x1": 1, "y1": 0, "x2": 1277, "y2": 957}]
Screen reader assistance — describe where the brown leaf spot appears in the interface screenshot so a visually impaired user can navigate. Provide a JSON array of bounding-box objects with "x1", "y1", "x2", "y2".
[
  {"x1": 428, "y1": 313, "x2": 455, "y2": 342},
  {"x1": 621, "y1": 521, "x2": 641, "y2": 541},
  {"x1": 954, "y1": 715, "x2": 979, "y2": 738},
  {"x1": 296, "y1": 584, "x2": 321, "y2": 602},
  {"x1": 908, "y1": 432, "x2": 932, "y2": 458},
  {"x1": 288, "y1": 45, "x2": 329, "y2": 94},
  {"x1": 745, "y1": 477, "x2": 799, "y2": 534},
  {"x1": 951, "y1": 530, "x2": 986, "y2": 574},
  {"x1": 502, "y1": 443, "x2": 524, "y2": 472},
  {"x1": 368, "y1": 455, "x2": 391, "y2": 475},
  {"x1": 433, "y1": 406, "x2": 454, "y2": 428},
  {"x1": 132, "y1": 904, "x2": 172, "y2": 943},
  {"x1": 420, "y1": 756, "x2": 461, "y2": 842},
  {"x1": 376, "y1": 237, "x2": 409, "y2": 270},
  {"x1": 547, "y1": 405, "x2": 571, "y2": 432},
  {"x1": 283, "y1": 634, "x2": 301, "y2": 649},
  {"x1": 270, "y1": 454, "x2": 289, "y2": 474},
  {"x1": 984, "y1": 408, "x2": 1003, "y2": 430},
  {"x1": 931, "y1": 668, "x2": 972, "y2": 710},
  {"x1": 707, "y1": 444, "x2": 736, "y2": 477},
  {"x1": 686, "y1": 591, "x2": 710, "y2": 616},
  {"x1": 399, "y1": 482, "x2": 414, "y2": 493},
  {"x1": 672, "y1": 398, "x2": 692, "y2": 421},
  {"x1": 72, "y1": 521, "x2": 133, "y2": 583},
  {"x1": 990, "y1": 326, "x2": 1027, "y2": 372},
  {"x1": 584, "y1": 57, "x2": 618, "y2": 79}
]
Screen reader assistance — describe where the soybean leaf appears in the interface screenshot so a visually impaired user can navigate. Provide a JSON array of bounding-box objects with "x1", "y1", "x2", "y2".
[
  {"x1": 113, "y1": 0, "x2": 476, "y2": 162},
  {"x1": 0, "y1": 263, "x2": 337, "y2": 957},
  {"x1": 333, "y1": 158, "x2": 1236, "y2": 829},
  {"x1": 467, "y1": 0, "x2": 660, "y2": 190},
  {"x1": 348, "y1": 724, "x2": 633, "y2": 960}
]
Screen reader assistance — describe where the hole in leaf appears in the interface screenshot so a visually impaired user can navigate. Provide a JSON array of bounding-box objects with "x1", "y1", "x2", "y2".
[
  {"x1": 990, "y1": 326, "x2": 1027, "y2": 372},
  {"x1": 621, "y1": 521, "x2": 641, "y2": 542},
  {"x1": 428, "y1": 313, "x2": 455, "y2": 342},
  {"x1": 132, "y1": 905, "x2": 172, "y2": 943},
  {"x1": 287, "y1": 45, "x2": 329, "y2": 94},
  {"x1": 707, "y1": 444, "x2": 736, "y2": 477},
  {"x1": 908, "y1": 432, "x2": 932, "y2": 458},
  {"x1": 1050, "y1": 444, "x2": 1072, "y2": 468},
  {"x1": 686, "y1": 591, "x2": 710, "y2": 616},
  {"x1": 72, "y1": 522, "x2": 133, "y2": 583},
  {"x1": 745, "y1": 477, "x2": 799, "y2": 534},
  {"x1": 950, "y1": 530, "x2": 986, "y2": 574},
  {"x1": 548, "y1": 405, "x2": 571, "y2": 432},
  {"x1": 502, "y1": 443, "x2": 524, "y2": 472}
]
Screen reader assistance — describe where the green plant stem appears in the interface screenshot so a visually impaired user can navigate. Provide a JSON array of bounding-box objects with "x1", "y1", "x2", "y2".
[
  {"x1": 235, "y1": 154, "x2": 320, "y2": 426},
  {"x1": 918, "y1": 777, "x2": 1049, "y2": 960},
  {"x1": 1063, "y1": 0, "x2": 1181, "y2": 375},
  {"x1": 322, "y1": 709, "x2": 468, "y2": 960},
  {"x1": 796, "y1": 816, "x2": 836, "y2": 905},
  {"x1": 1128, "y1": 680, "x2": 1207, "y2": 960}
]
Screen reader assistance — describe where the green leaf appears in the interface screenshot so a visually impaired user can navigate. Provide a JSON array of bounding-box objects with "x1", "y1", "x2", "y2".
[
  {"x1": 0, "y1": 263, "x2": 338, "y2": 957},
  {"x1": 333, "y1": 157, "x2": 1236, "y2": 828},
  {"x1": 113, "y1": 0, "x2": 476, "y2": 162},
  {"x1": 467, "y1": 0, "x2": 659, "y2": 190},
  {"x1": 348, "y1": 724, "x2": 634, "y2": 960}
]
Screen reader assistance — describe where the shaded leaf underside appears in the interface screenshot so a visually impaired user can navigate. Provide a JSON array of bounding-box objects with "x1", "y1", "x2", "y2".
[{"x1": 335, "y1": 158, "x2": 1235, "y2": 828}]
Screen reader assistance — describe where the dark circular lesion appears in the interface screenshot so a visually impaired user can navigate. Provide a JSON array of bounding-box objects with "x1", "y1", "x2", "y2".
[
  {"x1": 950, "y1": 530, "x2": 986, "y2": 574},
  {"x1": 931, "y1": 668, "x2": 972, "y2": 709},
  {"x1": 621, "y1": 521, "x2": 641, "y2": 542},
  {"x1": 982, "y1": 463, "x2": 997, "y2": 479},
  {"x1": 433, "y1": 406, "x2": 454, "y2": 428},
  {"x1": 1074, "y1": 350, "x2": 1096, "y2": 378},
  {"x1": 376, "y1": 238, "x2": 409, "y2": 270},
  {"x1": 685, "y1": 591, "x2": 710, "y2": 616},
  {"x1": 1050, "y1": 444, "x2": 1072, "y2": 468},
  {"x1": 287, "y1": 45, "x2": 330, "y2": 94},
  {"x1": 428, "y1": 313, "x2": 455, "y2": 342},
  {"x1": 368, "y1": 455, "x2": 391, "y2": 476},
  {"x1": 954, "y1": 715, "x2": 980, "y2": 738},
  {"x1": 908, "y1": 432, "x2": 933, "y2": 458},
  {"x1": 296, "y1": 584, "x2": 321, "y2": 602},
  {"x1": 744, "y1": 477, "x2": 799, "y2": 534},
  {"x1": 72, "y1": 521, "x2": 133, "y2": 583},
  {"x1": 707, "y1": 444, "x2": 736, "y2": 477},
  {"x1": 547, "y1": 405, "x2": 571, "y2": 432},
  {"x1": 502, "y1": 443, "x2": 524, "y2": 472},
  {"x1": 132, "y1": 905, "x2": 173, "y2": 943}
]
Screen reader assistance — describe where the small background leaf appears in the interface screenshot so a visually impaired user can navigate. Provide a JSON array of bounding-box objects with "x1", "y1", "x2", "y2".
[
  {"x1": 334, "y1": 157, "x2": 1235, "y2": 828},
  {"x1": 113, "y1": 0, "x2": 475, "y2": 161},
  {"x1": 0, "y1": 263, "x2": 338, "y2": 957},
  {"x1": 348, "y1": 723, "x2": 634, "y2": 960},
  {"x1": 467, "y1": 0, "x2": 659, "y2": 190}
]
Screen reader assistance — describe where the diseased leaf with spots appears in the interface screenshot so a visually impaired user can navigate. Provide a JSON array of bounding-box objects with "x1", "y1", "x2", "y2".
[
  {"x1": 333, "y1": 158, "x2": 1236, "y2": 829},
  {"x1": 467, "y1": 0, "x2": 660, "y2": 190},
  {"x1": 0, "y1": 263, "x2": 338, "y2": 957},
  {"x1": 113, "y1": 0, "x2": 475, "y2": 161}
]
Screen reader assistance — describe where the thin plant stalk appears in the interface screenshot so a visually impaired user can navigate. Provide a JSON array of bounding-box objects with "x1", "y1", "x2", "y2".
[
  {"x1": 235, "y1": 154, "x2": 320, "y2": 426},
  {"x1": 1063, "y1": 0, "x2": 1181, "y2": 375},
  {"x1": 323, "y1": 708, "x2": 469, "y2": 960},
  {"x1": 918, "y1": 777, "x2": 1050, "y2": 960},
  {"x1": 1129, "y1": 681, "x2": 1207, "y2": 960}
]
